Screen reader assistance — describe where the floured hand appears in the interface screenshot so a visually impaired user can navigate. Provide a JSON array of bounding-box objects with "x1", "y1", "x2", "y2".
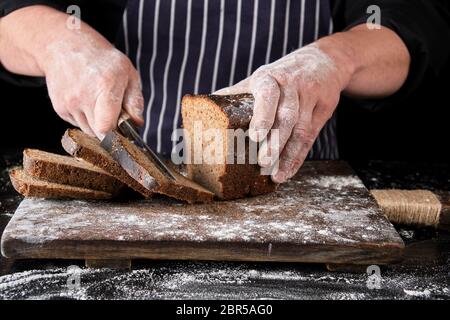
[
  {"x1": 42, "y1": 33, "x2": 144, "y2": 139},
  {"x1": 215, "y1": 43, "x2": 355, "y2": 183},
  {"x1": 0, "y1": 5, "x2": 144, "y2": 139}
]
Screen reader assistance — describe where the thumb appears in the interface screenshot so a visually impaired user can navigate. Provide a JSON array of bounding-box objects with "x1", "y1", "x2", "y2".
[
  {"x1": 123, "y1": 71, "x2": 145, "y2": 126},
  {"x1": 213, "y1": 78, "x2": 251, "y2": 95}
]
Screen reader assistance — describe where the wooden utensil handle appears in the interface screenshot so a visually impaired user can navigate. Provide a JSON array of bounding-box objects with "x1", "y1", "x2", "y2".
[{"x1": 370, "y1": 189, "x2": 450, "y2": 230}]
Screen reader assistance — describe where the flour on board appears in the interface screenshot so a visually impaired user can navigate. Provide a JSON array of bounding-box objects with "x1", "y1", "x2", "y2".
[{"x1": 3, "y1": 166, "x2": 401, "y2": 248}]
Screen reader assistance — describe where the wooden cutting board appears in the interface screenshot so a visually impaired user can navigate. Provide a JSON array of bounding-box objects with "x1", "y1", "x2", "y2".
[{"x1": 1, "y1": 161, "x2": 404, "y2": 265}]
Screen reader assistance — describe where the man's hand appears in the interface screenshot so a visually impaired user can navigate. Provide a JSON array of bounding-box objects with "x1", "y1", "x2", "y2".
[
  {"x1": 43, "y1": 36, "x2": 144, "y2": 139},
  {"x1": 216, "y1": 44, "x2": 353, "y2": 183},
  {"x1": 216, "y1": 25, "x2": 410, "y2": 183},
  {"x1": 0, "y1": 5, "x2": 144, "y2": 139}
]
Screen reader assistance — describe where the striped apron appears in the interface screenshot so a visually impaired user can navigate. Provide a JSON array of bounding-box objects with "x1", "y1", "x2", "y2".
[{"x1": 116, "y1": 0, "x2": 338, "y2": 159}]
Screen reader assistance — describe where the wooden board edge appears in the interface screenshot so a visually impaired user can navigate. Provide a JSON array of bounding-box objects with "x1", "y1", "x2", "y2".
[
  {"x1": 85, "y1": 259, "x2": 131, "y2": 269},
  {"x1": 1, "y1": 238, "x2": 405, "y2": 266}
]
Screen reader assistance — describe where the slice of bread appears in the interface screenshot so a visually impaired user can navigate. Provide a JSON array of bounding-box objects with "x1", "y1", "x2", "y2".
[
  {"x1": 102, "y1": 130, "x2": 214, "y2": 204},
  {"x1": 182, "y1": 94, "x2": 277, "y2": 200},
  {"x1": 23, "y1": 149, "x2": 124, "y2": 194},
  {"x1": 61, "y1": 129, "x2": 153, "y2": 198},
  {"x1": 9, "y1": 168, "x2": 112, "y2": 200}
]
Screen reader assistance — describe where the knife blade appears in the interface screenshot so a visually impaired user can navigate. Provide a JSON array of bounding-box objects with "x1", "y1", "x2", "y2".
[{"x1": 102, "y1": 111, "x2": 177, "y2": 181}]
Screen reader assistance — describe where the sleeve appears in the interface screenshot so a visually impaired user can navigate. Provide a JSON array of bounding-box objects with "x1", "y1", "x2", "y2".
[
  {"x1": 0, "y1": 0, "x2": 70, "y2": 86},
  {"x1": 331, "y1": 0, "x2": 450, "y2": 111}
]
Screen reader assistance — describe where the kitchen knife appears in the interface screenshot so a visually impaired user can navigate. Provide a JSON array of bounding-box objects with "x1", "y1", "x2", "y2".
[{"x1": 101, "y1": 110, "x2": 176, "y2": 181}]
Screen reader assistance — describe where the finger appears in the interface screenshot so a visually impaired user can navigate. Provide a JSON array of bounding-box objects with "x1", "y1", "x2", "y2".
[
  {"x1": 72, "y1": 110, "x2": 96, "y2": 137},
  {"x1": 312, "y1": 100, "x2": 335, "y2": 129},
  {"x1": 93, "y1": 82, "x2": 126, "y2": 140},
  {"x1": 57, "y1": 110, "x2": 77, "y2": 127},
  {"x1": 258, "y1": 84, "x2": 299, "y2": 168},
  {"x1": 248, "y1": 74, "x2": 280, "y2": 142},
  {"x1": 80, "y1": 101, "x2": 97, "y2": 137},
  {"x1": 52, "y1": 101, "x2": 78, "y2": 127},
  {"x1": 272, "y1": 110, "x2": 315, "y2": 183},
  {"x1": 272, "y1": 92, "x2": 320, "y2": 183},
  {"x1": 65, "y1": 116, "x2": 78, "y2": 128},
  {"x1": 123, "y1": 70, "x2": 145, "y2": 126},
  {"x1": 213, "y1": 77, "x2": 251, "y2": 95}
]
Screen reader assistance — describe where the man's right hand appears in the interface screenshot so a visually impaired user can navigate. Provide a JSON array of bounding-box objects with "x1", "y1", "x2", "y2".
[
  {"x1": 0, "y1": 5, "x2": 144, "y2": 139},
  {"x1": 43, "y1": 32, "x2": 145, "y2": 139}
]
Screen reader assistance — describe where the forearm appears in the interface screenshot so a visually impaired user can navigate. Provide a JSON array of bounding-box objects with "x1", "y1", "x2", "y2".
[
  {"x1": 0, "y1": 5, "x2": 61, "y2": 76},
  {"x1": 0, "y1": 5, "x2": 112, "y2": 77},
  {"x1": 316, "y1": 24, "x2": 411, "y2": 98}
]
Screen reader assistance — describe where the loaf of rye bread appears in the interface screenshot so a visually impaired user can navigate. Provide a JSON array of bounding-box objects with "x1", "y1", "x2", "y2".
[
  {"x1": 9, "y1": 168, "x2": 112, "y2": 200},
  {"x1": 23, "y1": 149, "x2": 124, "y2": 194},
  {"x1": 101, "y1": 130, "x2": 214, "y2": 204},
  {"x1": 182, "y1": 94, "x2": 277, "y2": 200},
  {"x1": 61, "y1": 129, "x2": 153, "y2": 198}
]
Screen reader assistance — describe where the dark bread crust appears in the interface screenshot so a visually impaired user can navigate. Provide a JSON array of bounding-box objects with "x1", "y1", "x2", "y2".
[
  {"x1": 23, "y1": 149, "x2": 124, "y2": 194},
  {"x1": 9, "y1": 168, "x2": 112, "y2": 200},
  {"x1": 102, "y1": 130, "x2": 214, "y2": 204},
  {"x1": 182, "y1": 94, "x2": 277, "y2": 200},
  {"x1": 61, "y1": 129, "x2": 152, "y2": 198},
  {"x1": 183, "y1": 94, "x2": 254, "y2": 129},
  {"x1": 208, "y1": 94, "x2": 254, "y2": 129}
]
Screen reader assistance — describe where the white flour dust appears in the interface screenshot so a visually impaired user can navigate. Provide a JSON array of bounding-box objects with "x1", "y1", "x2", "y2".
[
  {"x1": 303, "y1": 175, "x2": 364, "y2": 190},
  {"x1": 0, "y1": 262, "x2": 448, "y2": 300}
]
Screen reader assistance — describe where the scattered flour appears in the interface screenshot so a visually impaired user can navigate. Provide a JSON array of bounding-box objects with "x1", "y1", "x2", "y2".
[
  {"x1": 0, "y1": 261, "x2": 447, "y2": 300},
  {"x1": 303, "y1": 176, "x2": 364, "y2": 190},
  {"x1": 403, "y1": 289, "x2": 431, "y2": 297}
]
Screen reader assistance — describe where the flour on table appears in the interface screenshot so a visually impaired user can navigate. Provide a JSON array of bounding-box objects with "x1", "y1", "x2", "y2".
[{"x1": 0, "y1": 260, "x2": 447, "y2": 300}]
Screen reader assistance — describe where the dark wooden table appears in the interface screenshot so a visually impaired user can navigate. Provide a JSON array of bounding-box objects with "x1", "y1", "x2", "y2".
[{"x1": 1, "y1": 150, "x2": 449, "y2": 300}]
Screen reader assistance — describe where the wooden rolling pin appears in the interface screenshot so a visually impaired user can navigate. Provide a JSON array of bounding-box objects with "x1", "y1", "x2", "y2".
[{"x1": 370, "y1": 189, "x2": 450, "y2": 231}]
